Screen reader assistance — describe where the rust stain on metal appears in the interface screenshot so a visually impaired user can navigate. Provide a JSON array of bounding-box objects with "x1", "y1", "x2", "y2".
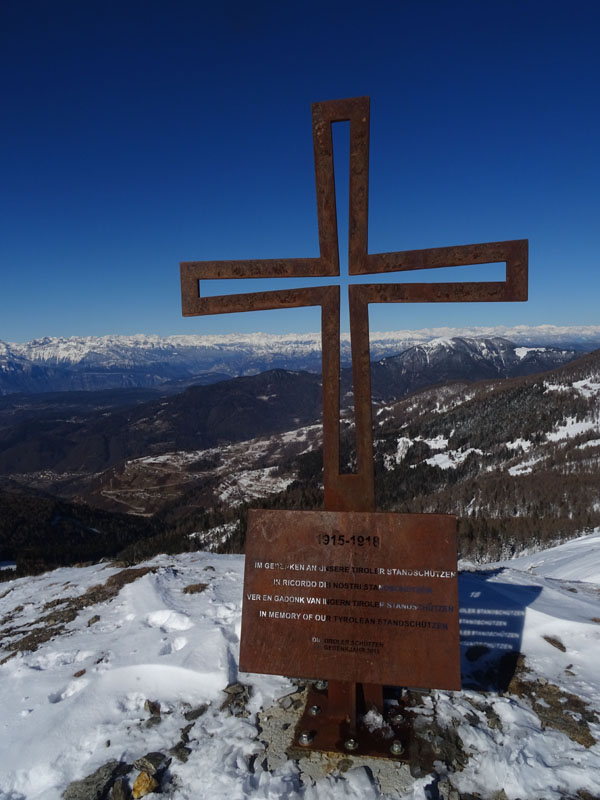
[
  {"x1": 180, "y1": 95, "x2": 528, "y2": 513},
  {"x1": 288, "y1": 683, "x2": 440, "y2": 765},
  {"x1": 239, "y1": 509, "x2": 460, "y2": 690}
]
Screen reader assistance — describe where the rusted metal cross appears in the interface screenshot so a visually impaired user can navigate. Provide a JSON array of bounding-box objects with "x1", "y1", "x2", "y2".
[
  {"x1": 180, "y1": 95, "x2": 528, "y2": 724},
  {"x1": 181, "y1": 95, "x2": 527, "y2": 512}
]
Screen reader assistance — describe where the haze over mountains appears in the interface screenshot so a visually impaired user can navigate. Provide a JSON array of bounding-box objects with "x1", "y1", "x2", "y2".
[{"x1": 1, "y1": 324, "x2": 599, "y2": 394}]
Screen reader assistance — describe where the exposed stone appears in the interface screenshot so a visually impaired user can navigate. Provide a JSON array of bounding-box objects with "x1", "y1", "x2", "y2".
[
  {"x1": 5, "y1": 568, "x2": 156, "y2": 655},
  {"x1": 6, "y1": 621, "x2": 70, "y2": 654},
  {"x1": 144, "y1": 699, "x2": 161, "y2": 717},
  {"x1": 578, "y1": 789, "x2": 600, "y2": 800},
  {"x1": 131, "y1": 771, "x2": 158, "y2": 799},
  {"x1": 169, "y1": 742, "x2": 192, "y2": 763},
  {"x1": 277, "y1": 693, "x2": 296, "y2": 710},
  {"x1": 44, "y1": 608, "x2": 78, "y2": 627},
  {"x1": 436, "y1": 780, "x2": 461, "y2": 800},
  {"x1": 183, "y1": 583, "x2": 208, "y2": 594},
  {"x1": 220, "y1": 683, "x2": 251, "y2": 717},
  {"x1": 478, "y1": 704, "x2": 503, "y2": 731},
  {"x1": 507, "y1": 658, "x2": 598, "y2": 747},
  {"x1": 88, "y1": 615, "x2": 101, "y2": 627},
  {"x1": 180, "y1": 722, "x2": 195, "y2": 742},
  {"x1": 183, "y1": 704, "x2": 208, "y2": 722},
  {"x1": 62, "y1": 760, "x2": 130, "y2": 800},
  {"x1": 44, "y1": 598, "x2": 68, "y2": 610},
  {"x1": 109, "y1": 777, "x2": 132, "y2": 800},
  {"x1": 223, "y1": 682, "x2": 245, "y2": 695},
  {"x1": 133, "y1": 752, "x2": 171, "y2": 775},
  {"x1": 543, "y1": 635, "x2": 567, "y2": 652}
]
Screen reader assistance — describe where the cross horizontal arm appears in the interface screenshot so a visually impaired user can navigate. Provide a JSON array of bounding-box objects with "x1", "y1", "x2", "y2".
[
  {"x1": 181, "y1": 256, "x2": 334, "y2": 281},
  {"x1": 181, "y1": 283, "x2": 333, "y2": 317},
  {"x1": 350, "y1": 278, "x2": 525, "y2": 306},
  {"x1": 351, "y1": 239, "x2": 528, "y2": 301},
  {"x1": 355, "y1": 237, "x2": 526, "y2": 274}
]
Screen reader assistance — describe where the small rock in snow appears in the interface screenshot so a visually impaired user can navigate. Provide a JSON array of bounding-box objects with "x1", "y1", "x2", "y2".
[
  {"x1": 132, "y1": 771, "x2": 159, "y2": 799},
  {"x1": 133, "y1": 752, "x2": 171, "y2": 775},
  {"x1": 62, "y1": 760, "x2": 130, "y2": 800}
]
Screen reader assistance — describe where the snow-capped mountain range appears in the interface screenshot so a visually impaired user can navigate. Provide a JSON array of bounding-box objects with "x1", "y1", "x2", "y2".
[
  {"x1": 368, "y1": 335, "x2": 580, "y2": 398},
  {"x1": 1, "y1": 324, "x2": 598, "y2": 395}
]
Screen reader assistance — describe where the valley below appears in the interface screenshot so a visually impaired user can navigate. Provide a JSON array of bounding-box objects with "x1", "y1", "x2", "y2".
[{"x1": 0, "y1": 333, "x2": 599, "y2": 576}]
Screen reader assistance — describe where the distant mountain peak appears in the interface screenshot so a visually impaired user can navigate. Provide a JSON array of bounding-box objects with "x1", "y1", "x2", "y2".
[{"x1": 1, "y1": 326, "x2": 598, "y2": 396}]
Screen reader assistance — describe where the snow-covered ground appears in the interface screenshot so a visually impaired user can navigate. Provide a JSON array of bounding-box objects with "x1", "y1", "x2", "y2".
[{"x1": 1, "y1": 534, "x2": 600, "y2": 799}]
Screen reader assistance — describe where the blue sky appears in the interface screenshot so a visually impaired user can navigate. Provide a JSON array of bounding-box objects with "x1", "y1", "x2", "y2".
[{"x1": 1, "y1": 0, "x2": 599, "y2": 342}]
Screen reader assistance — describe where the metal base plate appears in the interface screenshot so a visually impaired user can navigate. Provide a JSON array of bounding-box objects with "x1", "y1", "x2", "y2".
[{"x1": 288, "y1": 685, "x2": 433, "y2": 764}]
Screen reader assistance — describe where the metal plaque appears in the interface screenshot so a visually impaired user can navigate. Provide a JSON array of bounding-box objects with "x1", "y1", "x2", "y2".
[{"x1": 240, "y1": 509, "x2": 460, "y2": 690}]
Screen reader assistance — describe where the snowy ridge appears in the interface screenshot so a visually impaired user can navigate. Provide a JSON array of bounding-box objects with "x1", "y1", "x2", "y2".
[
  {"x1": 0, "y1": 327, "x2": 594, "y2": 395},
  {"x1": 5, "y1": 324, "x2": 600, "y2": 363},
  {"x1": 1, "y1": 534, "x2": 599, "y2": 798}
]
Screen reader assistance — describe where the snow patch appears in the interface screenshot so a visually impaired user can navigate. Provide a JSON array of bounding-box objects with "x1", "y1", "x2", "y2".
[
  {"x1": 546, "y1": 417, "x2": 599, "y2": 442},
  {"x1": 508, "y1": 456, "x2": 544, "y2": 476},
  {"x1": 145, "y1": 610, "x2": 194, "y2": 632},
  {"x1": 506, "y1": 438, "x2": 533, "y2": 452},
  {"x1": 217, "y1": 466, "x2": 294, "y2": 505},
  {"x1": 515, "y1": 346, "x2": 547, "y2": 359},
  {"x1": 579, "y1": 438, "x2": 600, "y2": 450},
  {"x1": 190, "y1": 521, "x2": 240, "y2": 551},
  {"x1": 544, "y1": 381, "x2": 571, "y2": 393},
  {"x1": 573, "y1": 378, "x2": 600, "y2": 398},
  {"x1": 423, "y1": 435, "x2": 448, "y2": 450},
  {"x1": 424, "y1": 448, "x2": 482, "y2": 470}
]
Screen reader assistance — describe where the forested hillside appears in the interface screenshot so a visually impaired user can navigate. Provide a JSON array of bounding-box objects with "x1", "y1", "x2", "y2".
[
  {"x1": 0, "y1": 489, "x2": 157, "y2": 579},
  {"x1": 115, "y1": 349, "x2": 600, "y2": 566}
]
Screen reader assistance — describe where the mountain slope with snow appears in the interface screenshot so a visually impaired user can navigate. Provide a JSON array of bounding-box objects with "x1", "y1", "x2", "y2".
[
  {"x1": 1, "y1": 534, "x2": 599, "y2": 799},
  {"x1": 368, "y1": 336, "x2": 577, "y2": 399}
]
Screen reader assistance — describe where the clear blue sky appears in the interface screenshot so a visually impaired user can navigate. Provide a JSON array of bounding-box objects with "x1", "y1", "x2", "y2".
[{"x1": 2, "y1": 0, "x2": 599, "y2": 342}]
